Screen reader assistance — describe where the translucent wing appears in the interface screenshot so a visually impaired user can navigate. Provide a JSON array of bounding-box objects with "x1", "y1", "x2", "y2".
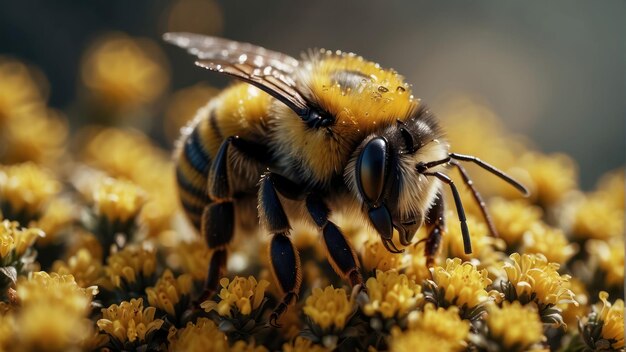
[{"x1": 163, "y1": 32, "x2": 309, "y2": 115}]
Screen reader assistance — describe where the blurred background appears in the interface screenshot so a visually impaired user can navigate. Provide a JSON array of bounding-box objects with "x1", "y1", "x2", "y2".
[{"x1": 0, "y1": 0, "x2": 624, "y2": 188}]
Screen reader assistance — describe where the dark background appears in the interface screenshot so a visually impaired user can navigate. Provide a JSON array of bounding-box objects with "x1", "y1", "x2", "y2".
[{"x1": 1, "y1": 0, "x2": 624, "y2": 188}]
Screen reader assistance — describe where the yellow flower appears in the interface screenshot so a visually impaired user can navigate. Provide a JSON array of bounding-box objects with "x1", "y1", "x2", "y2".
[
  {"x1": 2, "y1": 109, "x2": 68, "y2": 165},
  {"x1": 201, "y1": 276, "x2": 270, "y2": 317},
  {"x1": 443, "y1": 212, "x2": 504, "y2": 263},
  {"x1": 521, "y1": 223, "x2": 577, "y2": 265},
  {"x1": 92, "y1": 177, "x2": 146, "y2": 224},
  {"x1": 282, "y1": 337, "x2": 329, "y2": 352},
  {"x1": 587, "y1": 238, "x2": 624, "y2": 288},
  {"x1": 390, "y1": 329, "x2": 460, "y2": 352},
  {"x1": 0, "y1": 312, "x2": 16, "y2": 351},
  {"x1": 146, "y1": 269, "x2": 192, "y2": 317},
  {"x1": 0, "y1": 57, "x2": 46, "y2": 125},
  {"x1": 361, "y1": 239, "x2": 407, "y2": 272},
  {"x1": 81, "y1": 32, "x2": 169, "y2": 112},
  {"x1": 490, "y1": 198, "x2": 542, "y2": 247},
  {"x1": 167, "y1": 318, "x2": 228, "y2": 352},
  {"x1": 33, "y1": 198, "x2": 75, "y2": 246},
  {"x1": 65, "y1": 230, "x2": 103, "y2": 262},
  {"x1": 302, "y1": 286, "x2": 354, "y2": 331},
  {"x1": 597, "y1": 292, "x2": 624, "y2": 350},
  {"x1": 502, "y1": 253, "x2": 575, "y2": 307},
  {"x1": 52, "y1": 248, "x2": 104, "y2": 288},
  {"x1": 230, "y1": 340, "x2": 269, "y2": 352},
  {"x1": 560, "y1": 278, "x2": 589, "y2": 330},
  {"x1": 579, "y1": 292, "x2": 625, "y2": 351},
  {"x1": 172, "y1": 239, "x2": 210, "y2": 281},
  {"x1": 0, "y1": 220, "x2": 42, "y2": 265},
  {"x1": 514, "y1": 152, "x2": 578, "y2": 207},
  {"x1": 78, "y1": 127, "x2": 179, "y2": 237},
  {"x1": 0, "y1": 162, "x2": 60, "y2": 220},
  {"x1": 486, "y1": 301, "x2": 545, "y2": 352},
  {"x1": 16, "y1": 272, "x2": 97, "y2": 351},
  {"x1": 404, "y1": 231, "x2": 431, "y2": 284},
  {"x1": 362, "y1": 270, "x2": 422, "y2": 319},
  {"x1": 429, "y1": 258, "x2": 493, "y2": 309},
  {"x1": 405, "y1": 304, "x2": 470, "y2": 350},
  {"x1": 572, "y1": 193, "x2": 624, "y2": 241},
  {"x1": 97, "y1": 298, "x2": 164, "y2": 344},
  {"x1": 595, "y1": 168, "x2": 624, "y2": 209},
  {"x1": 104, "y1": 245, "x2": 157, "y2": 290}
]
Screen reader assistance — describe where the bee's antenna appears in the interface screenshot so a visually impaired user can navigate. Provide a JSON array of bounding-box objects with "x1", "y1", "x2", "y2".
[
  {"x1": 423, "y1": 171, "x2": 472, "y2": 255},
  {"x1": 449, "y1": 153, "x2": 529, "y2": 196}
]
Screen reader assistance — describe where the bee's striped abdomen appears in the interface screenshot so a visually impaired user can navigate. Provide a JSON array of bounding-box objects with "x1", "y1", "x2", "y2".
[{"x1": 176, "y1": 126, "x2": 213, "y2": 229}]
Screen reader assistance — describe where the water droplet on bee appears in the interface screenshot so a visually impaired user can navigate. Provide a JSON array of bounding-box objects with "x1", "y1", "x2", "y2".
[
  {"x1": 378, "y1": 86, "x2": 389, "y2": 93},
  {"x1": 238, "y1": 54, "x2": 247, "y2": 63},
  {"x1": 370, "y1": 92, "x2": 382, "y2": 101}
]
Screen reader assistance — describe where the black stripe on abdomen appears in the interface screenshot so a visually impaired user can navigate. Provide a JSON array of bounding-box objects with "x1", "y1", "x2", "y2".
[{"x1": 183, "y1": 127, "x2": 212, "y2": 176}]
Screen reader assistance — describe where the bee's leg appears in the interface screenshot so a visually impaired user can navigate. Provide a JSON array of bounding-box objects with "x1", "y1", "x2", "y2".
[
  {"x1": 196, "y1": 138, "x2": 237, "y2": 303},
  {"x1": 198, "y1": 136, "x2": 269, "y2": 303},
  {"x1": 424, "y1": 191, "x2": 445, "y2": 267},
  {"x1": 259, "y1": 173, "x2": 302, "y2": 327},
  {"x1": 305, "y1": 193, "x2": 364, "y2": 289}
]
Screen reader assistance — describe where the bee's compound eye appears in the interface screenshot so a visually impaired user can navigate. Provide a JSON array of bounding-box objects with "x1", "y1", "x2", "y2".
[{"x1": 356, "y1": 137, "x2": 388, "y2": 205}]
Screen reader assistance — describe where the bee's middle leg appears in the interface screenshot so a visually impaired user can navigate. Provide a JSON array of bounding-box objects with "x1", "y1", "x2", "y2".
[
  {"x1": 259, "y1": 173, "x2": 303, "y2": 327},
  {"x1": 305, "y1": 193, "x2": 364, "y2": 289}
]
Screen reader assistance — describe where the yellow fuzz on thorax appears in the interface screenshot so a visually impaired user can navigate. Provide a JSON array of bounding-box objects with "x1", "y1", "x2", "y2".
[
  {"x1": 271, "y1": 52, "x2": 419, "y2": 185},
  {"x1": 305, "y1": 52, "x2": 417, "y2": 131}
]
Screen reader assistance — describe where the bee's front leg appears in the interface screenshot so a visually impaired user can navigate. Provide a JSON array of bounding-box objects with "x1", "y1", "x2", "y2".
[
  {"x1": 424, "y1": 191, "x2": 445, "y2": 267},
  {"x1": 259, "y1": 172, "x2": 302, "y2": 328},
  {"x1": 305, "y1": 193, "x2": 364, "y2": 289}
]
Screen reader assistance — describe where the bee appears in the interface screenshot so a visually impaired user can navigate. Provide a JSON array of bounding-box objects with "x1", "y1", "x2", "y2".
[{"x1": 164, "y1": 33, "x2": 528, "y2": 326}]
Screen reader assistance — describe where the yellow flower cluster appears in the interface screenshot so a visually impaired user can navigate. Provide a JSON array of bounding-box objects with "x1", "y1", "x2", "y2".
[
  {"x1": 502, "y1": 253, "x2": 575, "y2": 307},
  {"x1": 79, "y1": 127, "x2": 179, "y2": 237},
  {"x1": 97, "y1": 298, "x2": 164, "y2": 345},
  {"x1": 202, "y1": 276, "x2": 270, "y2": 317},
  {"x1": 92, "y1": 177, "x2": 146, "y2": 225},
  {"x1": 0, "y1": 57, "x2": 45, "y2": 124},
  {"x1": 0, "y1": 163, "x2": 60, "y2": 220},
  {"x1": 586, "y1": 238, "x2": 624, "y2": 288},
  {"x1": 167, "y1": 318, "x2": 229, "y2": 352},
  {"x1": 490, "y1": 198, "x2": 542, "y2": 247},
  {"x1": 486, "y1": 301, "x2": 545, "y2": 351},
  {"x1": 52, "y1": 248, "x2": 104, "y2": 288},
  {"x1": 171, "y1": 239, "x2": 211, "y2": 281},
  {"x1": 0, "y1": 57, "x2": 67, "y2": 165},
  {"x1": 404, "y1": 304, "x2": 470, "y2": 351},
  {"x1": 429, "y1": 258, "x2": 493, "y2": 309},
  {"x1": 282, "y1": 337, "x2": 329, "y2": 352},
  {"x1": 33, "y1": 198, "x2": 75, "y2": 246},
  {"x1": 14, "y1": 272, "x2": 97, "y2": 351},
  {"x1": 103, "y1": 246, "x2": 157, "y2": 290},
  {"x1": 521, "y1": 223, "x2": 577, "y2": 265},
  {"x1": 361, "y1": 239, "x2": 407, "y2": 272},
  {"x1": 443, "y1": 212, "x2": 504, "y2": 264},
  {"x1": 0, "y1": 220, "x2": 42, "y2": 264},
  {"x1": 146, "y1": 269, "x2": 192, "y2": 317},
  {"x1": 579, "y1": 292, "x2": 625, "y2": 351},
  {"x1": 362, "y1": 270, "x2": 422, "y2": 319},
  {"x1": 302, "y1": 286, "x2": 354, "y2": 330},
  {"x1": 81, "y1": 32, "x2": 169, "y2": 112},
  {"x1": 572, "y1": 172, "x2": 624, "y2": 241},
  {"x1": 596, "y1": 292, "x2": 624, "y2": 350}
]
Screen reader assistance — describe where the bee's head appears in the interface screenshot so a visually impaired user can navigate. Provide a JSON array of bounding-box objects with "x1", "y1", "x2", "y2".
[{"x1": 345, "y1": 111, "x2": 449, "y2": 252}]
